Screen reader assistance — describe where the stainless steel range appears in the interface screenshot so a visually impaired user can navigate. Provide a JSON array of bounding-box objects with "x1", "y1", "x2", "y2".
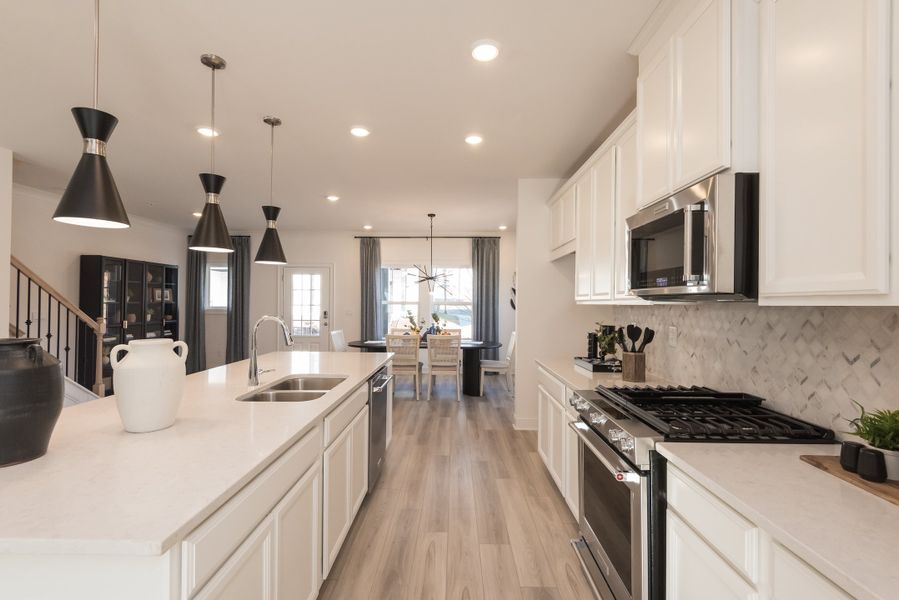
[{"x1": 568, "y1": 385, "x2": 835, "y2": 600}]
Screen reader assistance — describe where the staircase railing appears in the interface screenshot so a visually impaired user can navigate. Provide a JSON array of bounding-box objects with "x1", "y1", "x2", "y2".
[{"x1": 9, "y1": 256, "x2": 106, "y2": 396}]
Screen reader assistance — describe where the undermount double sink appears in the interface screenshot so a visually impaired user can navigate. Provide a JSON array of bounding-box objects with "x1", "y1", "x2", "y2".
[{"x1": 239, "y1": 375, "x2": 347, "y2": 402}]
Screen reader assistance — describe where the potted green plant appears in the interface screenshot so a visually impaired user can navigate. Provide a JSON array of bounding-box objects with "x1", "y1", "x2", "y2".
[
  {"x1": 404, "y1": 310, "x2": 423, "y2": 334},
  {"x1": 848, "y1": 401, "x2": 899, "y2": 481}
]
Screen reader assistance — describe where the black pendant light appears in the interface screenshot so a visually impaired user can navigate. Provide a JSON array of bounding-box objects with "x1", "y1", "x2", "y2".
[
  {"x1": 254, "y1": 117, "x2": 287, "y2": 265},
  {"x1": 189, "y1": 54, "x2": 233, "y2": 253},
  {"x1": 52, "y1": 0, "x2": 130, "y2": 229}
]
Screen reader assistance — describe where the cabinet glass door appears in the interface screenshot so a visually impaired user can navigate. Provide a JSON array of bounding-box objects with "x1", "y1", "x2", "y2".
[
  {"x1": 146, "y1": 264, "x2": 165, "y2": 338},
  {"x1": 125, "y1": 261, "x2": 145, "y2": 342},
  {"x1": 101, "y1": 259, "x2": 124, "y2": 325}
]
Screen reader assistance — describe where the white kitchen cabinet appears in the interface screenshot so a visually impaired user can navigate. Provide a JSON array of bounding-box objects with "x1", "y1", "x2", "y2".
[
  {"x1": 636, "y1": 0, "x2": 758, "y2": 207},
  {"x1": 563, "y1": 397, "x2": 580, "y2": 519},
  {"x1": 759, "y1": 0, "x2": 894, "y2": 305},
  {"x1": 614, "y1": 118, "x2": 640, "y2": 302},
  {"x1": 537, "y1": 384, "x2": 563, "y2": 489},
  {"x1": 549, "y1": 395, "x2": 566, "y2": 490},
  {"x1": 574, "y1": 169, "x2": 594, "y2": 300},
  {"x1": 674, "y1": 0, "x2": 731, "y2": 188},
  {"x1": 194, "y1": 515, "x2": 274, "y2": 600},
  {"x1": 667, "y1": 511, "x2": 758, "y2": 600},
  {"x1": 274, "y1": 463, "x2": 321, "y2": 600},
  {"x1": 591, "y1": 149, "x2": 615, "y2": 300},
  {"x1": 637, "y1": 41, "x2": 674, "y2": 208},
  {"x1": 323, "y1": 404, "x2": 369, "y2": 578},
  {"x1": 549, "y1": 185, "x2": 577, "y2": 258},
  {"x1": 771, "y1": 543, "x2": 850, "y2": 600},
  {"x1": 537, "y1": 385, "x2": 551, "y2": 466},
  {"x1": 536, "y1": 366, "x2": 579, "y2": 519}
]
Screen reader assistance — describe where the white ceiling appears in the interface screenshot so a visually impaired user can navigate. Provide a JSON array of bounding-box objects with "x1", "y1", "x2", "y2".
[{"x1": 0, "y1": 0, "x2": 657, "y2": 233}]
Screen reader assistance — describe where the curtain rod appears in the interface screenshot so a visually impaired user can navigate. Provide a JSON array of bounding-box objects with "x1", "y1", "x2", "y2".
[{"x1": 353, "y1": 235, "x2": 501, "y2": 239}]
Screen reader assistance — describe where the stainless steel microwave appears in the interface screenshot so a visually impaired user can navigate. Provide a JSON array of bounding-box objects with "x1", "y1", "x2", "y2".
[{"x1": 625, "y1": 173, "x2": 758, "y2": 301}]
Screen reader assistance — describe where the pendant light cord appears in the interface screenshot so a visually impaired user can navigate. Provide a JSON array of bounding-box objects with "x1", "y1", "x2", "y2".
[
  {"x1": 269, "y1": 121, "x2": 275, "y2": 204},
  {"x1": 210, "y1": 67, "x2": 216, "y2": 173},
  {"x1": 92, "y1": 0, "x2": 99, "y2": 108}
]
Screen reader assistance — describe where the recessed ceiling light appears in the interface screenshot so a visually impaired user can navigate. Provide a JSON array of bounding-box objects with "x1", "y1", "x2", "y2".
[
  {"x1": 363, "y1": 224, "x2": 373, "y2": 230},
  {"x1": 350, "y1": 127, "x2": 371, "y2": 137},
  {"x1": 192, "y1": 212, "x2": 202, "y2": 217},
  {"x1": 471, "y1": 41, "x2": 500, "y2": 62},
  {"x1": 465, "y1": 134, "x2": 483, "y2": 145},
  {"x1": 326, "y1": 195, "x2": 340, "y2": 202},
  {"x1": 196, "y1": 127, "x2": 220, "y2": 137},
  {"x1": 498, "y1": 225, "x2": 508, "y2": 231}
]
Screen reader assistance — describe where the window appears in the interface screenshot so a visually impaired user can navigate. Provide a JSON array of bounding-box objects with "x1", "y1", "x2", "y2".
[
  {"x1": 380, "y1": 266, "x2": 474, "y2": 338},
  {"x1": 206, "y1": 265, "x2": 228, "y2": 309},
  {"x1": 288, "y1": 272, "x2": 323, "y2": 336}
]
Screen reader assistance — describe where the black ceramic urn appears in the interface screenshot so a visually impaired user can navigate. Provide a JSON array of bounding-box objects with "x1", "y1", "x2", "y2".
[{"x1": 0, "y1": 339, "x2": 64, "y2": 467}]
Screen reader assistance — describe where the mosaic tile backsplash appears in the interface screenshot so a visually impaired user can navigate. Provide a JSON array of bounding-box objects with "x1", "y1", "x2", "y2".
[{"x1": 603, "y1": 303, "x2": 899, "y2": 434}]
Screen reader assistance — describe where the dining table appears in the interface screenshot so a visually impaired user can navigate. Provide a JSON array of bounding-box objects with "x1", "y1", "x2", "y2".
[{"x1": 347, "y1": 338, "x2": 502, "y2": 397}]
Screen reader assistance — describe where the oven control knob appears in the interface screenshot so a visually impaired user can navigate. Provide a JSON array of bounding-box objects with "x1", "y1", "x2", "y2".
[
  {"x1": 608, "y1": 428, "x2": 623, "y2": 441},
  {"x1": 619, "y1": 436, "x2": 635, "y2": 452},
  {"x1": 569, "y1": 396, "x2": 577, "y2": 407},
  {"x1": 575, "y1": 400, "x2": 590, "y2": 411},
  {"x1": 590, "y1": 413, "x2": 608, "y2": 426}
]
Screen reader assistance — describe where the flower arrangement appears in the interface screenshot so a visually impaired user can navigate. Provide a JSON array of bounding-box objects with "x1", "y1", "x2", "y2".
[{"x1": 404, "y1": 310, "x2": 423, "y2": 334}]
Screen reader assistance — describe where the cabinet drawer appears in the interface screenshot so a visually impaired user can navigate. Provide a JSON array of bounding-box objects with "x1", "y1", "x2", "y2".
[
  {"x1": 324, "y1": 383, "x2": 368, "y2": 446},
  {"x1": 772, "y1": 543, "x2": 850, "y2": 600},
  {"x1": 667, "y1": 466, "x2": 759, "y2": 582},
  {"x1": 536, "y1": 366, "x2": 566, "y2": 406},
  {"x1": 182, "y1": 426, "x2": 322, "y2": 598}
]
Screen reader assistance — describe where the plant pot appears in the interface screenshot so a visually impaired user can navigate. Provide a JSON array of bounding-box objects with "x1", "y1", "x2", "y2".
[
  {"x1": 880, "y1": 447, "x2": 899, "y2": 481},
  {"x1": 0, "y1": 338, "x2": 63, "y2": 467},
  {"x1": 110, "y1": 339, "x2": 188, "y2": 433}
]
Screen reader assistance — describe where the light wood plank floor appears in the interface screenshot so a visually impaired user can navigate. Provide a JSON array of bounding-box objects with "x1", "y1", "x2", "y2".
[{"x1": 318, "y1": 375, "x2": 594, "y2": 600}]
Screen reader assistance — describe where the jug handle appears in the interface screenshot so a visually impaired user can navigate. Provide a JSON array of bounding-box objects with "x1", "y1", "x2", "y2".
[
  {"x1": 110, "y1": 344, "x2": 129, "y2": 369},
  {"x1": 173, "y1": 341, "x2": 189, "y2": 363},
  {"x1": 27, "y1": 343, "x2": 44, "y2": 366}
]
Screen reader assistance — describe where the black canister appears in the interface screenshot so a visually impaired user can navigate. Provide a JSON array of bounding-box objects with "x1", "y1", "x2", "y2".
[
  {"x1": 839, "y1": 441, "x2": 864, "y2": 472},
  {"x1": 857, "y1": 448, "x2": 887, "y2": 483},
  {"x1": 0, "y1": 339, "x2": 64, "y2": 467},
  {"x1": 587, "y1": 333, "x2": 598, "y2": 359}
]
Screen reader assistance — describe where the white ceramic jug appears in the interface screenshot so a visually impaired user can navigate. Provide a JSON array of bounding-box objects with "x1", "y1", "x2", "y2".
[{"x1": 110, "y1": 339, "x2": 188, "y2": 433}]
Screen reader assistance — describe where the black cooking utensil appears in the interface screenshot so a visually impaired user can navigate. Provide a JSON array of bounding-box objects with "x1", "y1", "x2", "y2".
[
  {"x1": 626, "y1": 324, "x2": 642, "y2": 353},
  {"x1": 616, "y1": 327, "x2": 628, "y2": 353},
  {"x1": 637, "y1": 328, "x2": 655, "y2": 353}
]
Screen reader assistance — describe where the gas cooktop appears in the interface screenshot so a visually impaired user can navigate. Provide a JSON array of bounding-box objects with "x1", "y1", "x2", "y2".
[{"x1": 595, "y1": 385, "x2": 835, "y2": 443}]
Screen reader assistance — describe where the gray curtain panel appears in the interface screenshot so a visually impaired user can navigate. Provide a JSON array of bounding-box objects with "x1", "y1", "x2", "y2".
[
  {"x1": 472, "y1": 237, "x2": 500, "y2": 359},
  {"x1": 226, "y1": 236, "x2": 252, "y2": 363},
  {"x1": 360, "y1": 237, "x2": 383, "y2": 341},
  {"x1": 185, "y1": 237, "x2": 207, "y2": 374}
]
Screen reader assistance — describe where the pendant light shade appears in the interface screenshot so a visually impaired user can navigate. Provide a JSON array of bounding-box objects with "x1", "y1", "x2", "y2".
[
  {"x1": 190, "y1": 54, "x2": 233, "y2": 253},
  {"x1": 254, "y1": 116, "x2": 287, "y2": 265},
  {"x1": 255, "y1": 206, "x2": 287, "y2": 265},
  {"x1": 189, "y1": 173, "x2": 233, "y2": 253},
  {"x1": 53, "y1": 0, "x2": 130, "y2": 229}
]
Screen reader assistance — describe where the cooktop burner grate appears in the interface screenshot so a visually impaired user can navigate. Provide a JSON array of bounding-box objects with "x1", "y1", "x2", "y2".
[{"x1": 595, "y1": 385, "x2": 834, "y2": 443}]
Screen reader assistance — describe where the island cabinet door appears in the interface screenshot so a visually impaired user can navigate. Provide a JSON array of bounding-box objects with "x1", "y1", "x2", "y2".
[
  {"x1": 194, "y1": 515, "x2": 275, "y2": 600},
  {"x1": 770, "y1": 543, "x2": 851, "y2": 600},
  {"x1": 274, "y1": 463, "x2": 322, "y2": 600}
]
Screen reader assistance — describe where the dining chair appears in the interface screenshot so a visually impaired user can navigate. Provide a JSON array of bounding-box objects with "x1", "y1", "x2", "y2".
[
  {"x1": 479, "y1": 331, "x2": 516, "y2": 396},
  {"x1": 386, "y1": 334, "x2": 421, "y2": 401},
  {"x1": 390, "y1": 327, "x2": 414, "y2": 335},
  {"x1": 426, "y1": 334, "x2": 462, "y2": 401},
  {"x1": 330, "y1": 329, "x2": 349, "y2": 352}
]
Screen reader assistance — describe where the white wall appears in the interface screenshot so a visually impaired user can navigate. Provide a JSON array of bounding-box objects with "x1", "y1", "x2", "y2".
[
  {"x1": 244, "y1": 229, "x2": 517, "y2": 358},
  {"x1": 0, "y1": 149, "x2": 11, "y2": 331},
  {"x1": 10, "y1": 184, "x2": 189, "y2": 339},
  {"x1": 514, "y1": 179, "x2": 602, "y2": 429}
]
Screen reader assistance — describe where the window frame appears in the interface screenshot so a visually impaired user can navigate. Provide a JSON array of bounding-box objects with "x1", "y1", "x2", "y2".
[
  {"x1": 205, "y1": 264, "x2": 229, "y2": 312},
  {"x1": 380, "y1": 264, "x2": 474, "y2": 338}
]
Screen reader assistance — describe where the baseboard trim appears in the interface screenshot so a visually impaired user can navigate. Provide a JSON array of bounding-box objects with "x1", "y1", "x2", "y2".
[{"x1": 514, "y1": 417, "x2": 537, "y2": 431}]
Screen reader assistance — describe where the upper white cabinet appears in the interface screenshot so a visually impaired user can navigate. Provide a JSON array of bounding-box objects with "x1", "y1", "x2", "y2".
[
  {"x1": 549, "y1": 185, "x2": 577, "y2": 258},
  {"x1": 614, "y1": 121, "x2": 640, "y2": 301},
  {"x1": 591, "y1": 150, "x2": 616, "y2": 300},
  {"x1": 758, "y1": 0, "x2": 895, "y2": 305},
  {"x1": 637, "y1": 0, "x2": 758, "y2": 208},
  {"x1": 637, "y1": 42, "x2": 674, "y2": 207},
  {"x1": 574, "y1": 169, "x2": 594, "y2": 300}
]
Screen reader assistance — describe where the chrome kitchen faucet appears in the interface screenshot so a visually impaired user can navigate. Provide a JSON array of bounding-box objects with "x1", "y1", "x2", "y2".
[{"x1": 248, "y1": 315, "x2": 294, "y2": 386}]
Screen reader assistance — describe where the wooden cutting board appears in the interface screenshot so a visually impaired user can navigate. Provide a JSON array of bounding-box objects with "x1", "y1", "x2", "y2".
[{"x1": 801, "y1": 454, "x2": 899, "y2": 508}]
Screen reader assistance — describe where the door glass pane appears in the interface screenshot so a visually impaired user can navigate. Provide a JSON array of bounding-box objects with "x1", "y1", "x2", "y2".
[
  {"x1": 290, "y1": 273, "x2": 322, "y2": 336},
  {"x1": 102, "y1": 261, "x2": 123, "y2": 324}
]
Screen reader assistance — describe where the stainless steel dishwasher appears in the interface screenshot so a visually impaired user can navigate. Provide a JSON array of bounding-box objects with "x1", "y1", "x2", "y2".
[{"x1": 367, "y1": 367, "x2": 391, "y2": 492}]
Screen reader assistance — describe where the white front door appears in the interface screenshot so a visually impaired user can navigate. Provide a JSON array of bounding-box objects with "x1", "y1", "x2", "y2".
[{"x1": 282, "y1": 266, "x2": 332, "y2": 351}]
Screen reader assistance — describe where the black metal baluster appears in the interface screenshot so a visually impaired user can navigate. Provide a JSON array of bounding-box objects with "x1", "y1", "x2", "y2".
[
  {"x1": 15, "y1": 270, "x2": 20, "y2": 337},
  {"x1": 65, "y1": 308, "x2": 71, "y2": 378},
  {"x1": 56, "y1": 301, "x2": 61, "y2": 359},
  {"x1": 45, "y1": 293, "x2": 53, "y2": 351},
  {"x1": 25, "y1": 278, "x2": 32, "y2": 337},
  {"x1": 37, "y1": 288, "x2": 42, "y2": 347}
]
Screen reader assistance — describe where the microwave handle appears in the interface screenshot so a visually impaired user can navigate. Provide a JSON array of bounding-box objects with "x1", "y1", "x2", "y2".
[{"x1": 682, "y1": 205, "x2": 705, "y2": 284}]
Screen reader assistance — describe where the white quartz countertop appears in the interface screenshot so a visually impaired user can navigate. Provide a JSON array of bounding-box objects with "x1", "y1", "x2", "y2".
[
  {"x1": 658, "y1": 442, "x2": 899, "y2": 600},
  {"x1": 535, "y1": 356, "x2": 671, "y2": 390},
  {"x1": 0, "y1": 351, "x2": 390, "y2": 557}
]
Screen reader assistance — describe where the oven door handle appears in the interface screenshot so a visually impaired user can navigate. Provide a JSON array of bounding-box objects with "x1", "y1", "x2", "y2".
[{"x1": 568, "y1": 420, "x2": 640, "y2": 484}]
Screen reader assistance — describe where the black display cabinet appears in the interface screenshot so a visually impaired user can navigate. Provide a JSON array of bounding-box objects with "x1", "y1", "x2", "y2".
[{"x1": 77, "y1": 255, "x2": 179, "y2": 395}]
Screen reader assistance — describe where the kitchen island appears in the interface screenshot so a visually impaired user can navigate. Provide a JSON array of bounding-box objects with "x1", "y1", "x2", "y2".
[{"x1": 0, "y1": 350, "x2": 391, "y2": 599}]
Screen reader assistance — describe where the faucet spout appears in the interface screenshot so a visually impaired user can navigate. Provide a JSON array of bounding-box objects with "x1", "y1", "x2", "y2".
[{"x1": 249, "y1": 315, "x2": 295, "y2": 386}]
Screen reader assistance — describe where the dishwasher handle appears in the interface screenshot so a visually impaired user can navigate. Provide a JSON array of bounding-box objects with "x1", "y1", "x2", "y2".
[{"x1": 371, "y1": 374, "x2": 394, "y2": 393}]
